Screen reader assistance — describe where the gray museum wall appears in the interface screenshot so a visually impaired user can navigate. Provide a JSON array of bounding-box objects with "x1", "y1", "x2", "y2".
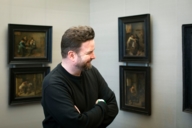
[
  {"x1": 0, "y1": 0, "x2": 89, "y2": 128},
  {"x1": 0, "y1": 0, "x2": 192, "y2": 128},
  {"x1": 90, "y1": 0, "x2": 192, "y2": 128}
]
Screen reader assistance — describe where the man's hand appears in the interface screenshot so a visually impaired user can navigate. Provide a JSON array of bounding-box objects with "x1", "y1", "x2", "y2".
[{"x1": 74, "y1": 105, "x2": 81, "y2": 114}]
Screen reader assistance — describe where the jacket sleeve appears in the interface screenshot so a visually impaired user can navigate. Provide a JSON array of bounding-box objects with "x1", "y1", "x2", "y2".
[
  {"x1": 42, "y1": 81, "x2": 108, "y2": 128},
  {"x1": 93, "y1": 67, "x2": 119, "y2": 128}
]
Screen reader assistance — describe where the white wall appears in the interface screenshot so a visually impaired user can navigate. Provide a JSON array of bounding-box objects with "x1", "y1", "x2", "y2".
[
  {"x1": 1, "y1": 0, "x2": 192, "y2": 128},
  {"x1": 0, "y1": 0, "x2": 89, "y2": 128},
  {"x1": 90, "y1": 0, "x2": 192, "y2": 128}
]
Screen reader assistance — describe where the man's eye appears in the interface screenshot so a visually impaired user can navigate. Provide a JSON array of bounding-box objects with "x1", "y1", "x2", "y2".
[{"x1": 87, "y1": 52, "x2": 92, "y2": 55}]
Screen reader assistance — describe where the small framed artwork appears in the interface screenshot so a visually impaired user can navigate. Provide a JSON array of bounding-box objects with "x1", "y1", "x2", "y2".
[
  {"x1": 8, "y1": 24, "x2": 52, "y2": 64},
  {"x1": 182, "y1": 24, "x2": 192, "y2": 113},
  {"x1": 118, "y1": 14, "x2": 150, "y2": 62},
  {"x1": 9, "y1": 66, "x2": 50, "y2": 105},
  {"x1": 119, "y1": 66, "x2": 151, "y2": 115}
]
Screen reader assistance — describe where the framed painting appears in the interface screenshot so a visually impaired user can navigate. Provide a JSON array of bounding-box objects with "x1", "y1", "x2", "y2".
[
  {"x1": 182, "y1": 24, "x2": 192, "y2": 113},
  {"x1": 119, "y1": 66, "x2": 151, "y2": 115},
  {"x1": 8, "y1": 24, "x2": 52, "y2": 64},
  {"x1": 118, "y1": 14, "x2": 150, "y2": 62},
  {"x1": 9, "y1": 66, "x2": 50, "y2": 105}
]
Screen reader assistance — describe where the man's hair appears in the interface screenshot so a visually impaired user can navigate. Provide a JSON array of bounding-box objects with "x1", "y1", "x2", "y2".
[{"x1": 61, "y1": 26, "x2": 95, "y2": 58}]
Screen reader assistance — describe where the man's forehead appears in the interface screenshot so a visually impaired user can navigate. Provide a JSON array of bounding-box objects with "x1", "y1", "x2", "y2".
[{"x1": 79, "y1": 40, "x2": 95, "y2": 53}]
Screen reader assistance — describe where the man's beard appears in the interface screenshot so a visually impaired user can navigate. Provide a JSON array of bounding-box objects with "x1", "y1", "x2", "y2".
[
  {"x1": 80, "y1": 61, "x2": 92, "y2": 71},
  {"x1": 76, "y1": 59, "x2": 92, "y2": 71},
  {"x1": 83, "y1": 61, "x2": 92, "y2": 70}
]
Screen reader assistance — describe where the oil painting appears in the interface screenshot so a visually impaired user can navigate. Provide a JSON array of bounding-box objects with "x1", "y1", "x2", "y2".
[
  {"x1": 182, "y1": 24, "x2": 192, "y2": 113},
  {"x1": 125, "y1": 22, "x2": 145, "y2": 56},
  {"x1": 8, "y1": 24, "x2": 52, "y2": 64},
  {"x1": 15, "y1": 32, "x2": 46, "y2": 58},
  {"x1": 9, "y1": 67, "x2": 50, "y2": 105},
  {"x1": 118, "y1": 14, "x2": 150, "y2": 62},
  {"x1": 119, "y1": 66, "x2": 151, "y2": 115},
  {"x1": 16, "y1": 73, "x2": 43, "y2": 97}
]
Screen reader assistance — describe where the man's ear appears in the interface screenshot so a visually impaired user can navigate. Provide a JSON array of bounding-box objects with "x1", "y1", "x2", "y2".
[{"x1": 67, "y1": 50, "x2": 76, "y2": 61}]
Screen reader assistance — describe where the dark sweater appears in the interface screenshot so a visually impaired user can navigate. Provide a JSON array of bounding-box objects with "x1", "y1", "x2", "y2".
[{"x1": 41, "y1": 63, "x2": 118, "y2": 128}]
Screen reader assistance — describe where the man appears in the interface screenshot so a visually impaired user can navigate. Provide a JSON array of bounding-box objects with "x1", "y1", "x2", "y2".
[
  {"x1": 28, "y1": 37, "x2": 36, "y2": 55},
  {"x1": 41, "y1": 26, "x2": 118, "y2": 128},
  {"x1": 18, "y1": 39, "x2": 26, "y2": 56}
]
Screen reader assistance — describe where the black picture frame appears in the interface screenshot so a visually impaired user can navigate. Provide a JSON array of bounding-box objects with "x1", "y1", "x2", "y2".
[
  {"x1": 182, "y1": 24, "x2": 192, "y2": 113},
  {"x1": 119, "y1": 66, "x2": 151, "y2": 115},
  {"x1": 118, "y1": 14, "x2": 150, "y2": 62},
  {"x1": 8, "y1": 24, "x2": 52, "y2": 64},
  {"x1": 9, "y1": 66, "x2": 50, "y2": 105}
]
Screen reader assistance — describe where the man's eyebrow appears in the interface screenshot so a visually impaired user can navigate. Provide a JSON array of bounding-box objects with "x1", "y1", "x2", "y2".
[
  {"x1": 86, "y1": 51, "x2": 93, "y2": 54},
  {"x1": 86, "y1": 49, "x2": 95, "y2": 54}
]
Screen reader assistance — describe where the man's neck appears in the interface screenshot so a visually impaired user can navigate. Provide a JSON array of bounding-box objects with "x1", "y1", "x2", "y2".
[{"x1": 61, "y1": 60, "x2": 81, "y2": 76}]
